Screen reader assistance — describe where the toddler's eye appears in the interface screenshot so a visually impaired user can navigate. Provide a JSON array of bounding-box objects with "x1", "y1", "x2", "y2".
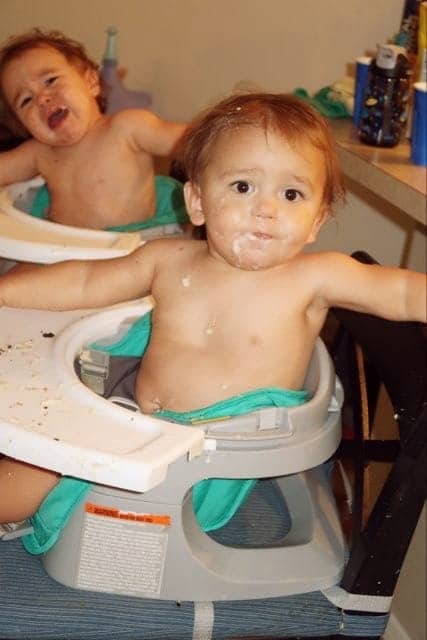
[
  {"x1": 284, "y1": 189, "x2": 303, "y2": 202},
  {"x1": 45, "y1": 75, "x2": 58, "y2": 86},
  {"x1": 231, "y1": 181, "x2": 252, "y2": 194},
  {"x1": 19, "y1": 96, "x2": 31, "y2": 109}
]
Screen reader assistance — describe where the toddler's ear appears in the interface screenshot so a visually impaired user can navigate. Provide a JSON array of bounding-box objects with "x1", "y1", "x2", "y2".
[
  {"x1": 84, "y1": 68, "x2": 101, "y2": 98},
  {"x1": 184, "y1": 182, "x2": 205, "y2": 226}
]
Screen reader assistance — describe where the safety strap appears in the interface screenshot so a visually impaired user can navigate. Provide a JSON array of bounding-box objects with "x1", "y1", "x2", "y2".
[
  {"x1": 0, "y1": 520, "x2": 34, "y2": 541},
  {"x1": 193, "y1": 601, "x2": 214, "y2": 640},
  {"x1": 78, "y1": 349, "x2": 110, "y2": 395}
]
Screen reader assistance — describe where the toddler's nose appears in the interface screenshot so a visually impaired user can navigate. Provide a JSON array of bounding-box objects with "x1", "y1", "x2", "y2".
[
  {"x1": 37, "y1": 90, "x2": 52, "y2": 106},
  {"x1": 255, "y1": 195, "x2": 278, "y2": 219}
]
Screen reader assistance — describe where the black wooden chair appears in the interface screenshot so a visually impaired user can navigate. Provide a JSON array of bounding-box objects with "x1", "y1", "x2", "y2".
[{"x1": 324, "y1": 251, "x2": 426, "y2": 640}]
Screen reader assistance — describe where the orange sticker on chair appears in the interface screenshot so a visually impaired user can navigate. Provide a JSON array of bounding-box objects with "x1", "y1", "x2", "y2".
[{"x1": 85, "y1": 502, "x2": 171, "y2": 526}]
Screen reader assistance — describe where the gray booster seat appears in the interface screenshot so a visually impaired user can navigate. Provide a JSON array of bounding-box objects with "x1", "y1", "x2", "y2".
[{"x1": 0, "y1": 300, "x2": 344, "y2": 601}]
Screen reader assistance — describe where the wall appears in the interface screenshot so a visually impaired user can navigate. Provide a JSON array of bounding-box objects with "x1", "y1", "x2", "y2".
[
  {"x1": 313, "y1": 182, "x2": 426, "y2": 272},
  {"x1": 2, "y1": 0, "x2": 424, "y2": 268},
  {"x1": 0, "y1": 0, "x2": 403, "y2": 120},
  {"x1": 0, "y1": 1, "x2": 425, "y2": 637},
  {"x1": 386, "y1": 507, "x2": 426, "y2": 640}
]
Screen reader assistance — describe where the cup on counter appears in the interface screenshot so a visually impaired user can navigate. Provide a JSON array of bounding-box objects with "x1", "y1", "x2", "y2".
[
  {"x1": 353, "y1": 56, "x2": 371, "y2": 127},
  {"x1": 410, "y1": 82, "x2": 427, "y2": 166}
]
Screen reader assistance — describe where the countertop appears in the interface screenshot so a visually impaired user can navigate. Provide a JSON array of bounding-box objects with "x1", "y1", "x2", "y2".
[{"x1": 330, "y1": 119, "x2": 426, "y2": 226}]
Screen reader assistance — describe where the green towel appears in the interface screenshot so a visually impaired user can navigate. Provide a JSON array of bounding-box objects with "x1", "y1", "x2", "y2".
[
  {"x1": 30, "y1": 175, "x2": 189, "y2": 228},
  {"x1": 294, "y1": 86, "x2": 351, "y2": 118},
  {"x1": 22, "y1": 313, "x2": 307, "y2": 554},
  {"x1": 159, "y1": 388, "x2": 308, "y2": 533},
  {"x1": 31, "y1": 183, "x2": 50, "y2": 218},
  {"x1": 22, "y1": 479, "x2": 93, "y2": 555}
]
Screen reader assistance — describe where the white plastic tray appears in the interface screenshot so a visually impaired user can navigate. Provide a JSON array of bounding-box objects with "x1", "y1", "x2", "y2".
[
  {"x1": 0, "y1": 299, "x2": 204, "y2": 492},
  {"x1": 0, "y1": 178, "x2": 143, "y2": 263}
]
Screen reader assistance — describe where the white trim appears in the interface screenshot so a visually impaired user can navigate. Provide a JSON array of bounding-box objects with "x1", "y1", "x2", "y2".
[
  {"x1": 322, "y1": 585, "x2": 392, "y2": 613},
  {"x1": 384, "y1": 612, "x2": 412, "y2": 640}
]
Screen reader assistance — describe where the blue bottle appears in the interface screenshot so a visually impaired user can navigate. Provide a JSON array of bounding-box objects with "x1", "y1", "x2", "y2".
[{"x1": 358, "y1": 44, "x2": 411, "y2": 147}]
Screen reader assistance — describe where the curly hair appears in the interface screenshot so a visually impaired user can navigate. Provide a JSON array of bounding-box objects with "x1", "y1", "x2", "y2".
[
  {"x1": 0, "y1": 28, "x2": 105, "y2": 137},
  {"x1": 178, "y1": 92, "x2": 345, "y2": 211}
]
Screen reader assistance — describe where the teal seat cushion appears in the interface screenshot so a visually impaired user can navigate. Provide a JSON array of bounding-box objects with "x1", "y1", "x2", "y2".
[{"x1": 30, "y1": 175, "x2": 189, "y2": 229}]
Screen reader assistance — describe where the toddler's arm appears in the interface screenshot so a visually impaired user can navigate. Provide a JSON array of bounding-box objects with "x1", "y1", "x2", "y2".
[
  {"x1": 0, "y1": 241, "x2": 161, "y2": 311},
  {"x1": 118, "y1": 108, "x2": 187, "y2": 157},
  {"x1": 0, "y1": 139, "x2": 39, "y2": 186},
  {"x1": 314, "y1": 252, "x2": 427, "y2": 323}
]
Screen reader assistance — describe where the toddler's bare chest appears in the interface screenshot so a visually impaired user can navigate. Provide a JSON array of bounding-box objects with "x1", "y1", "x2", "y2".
[
  {"x1": 157, "y1": 281, "x2": 306, "y2": 352},
  {"x1": 45, "y1": 148, "x2": 136, "y2": 187}
]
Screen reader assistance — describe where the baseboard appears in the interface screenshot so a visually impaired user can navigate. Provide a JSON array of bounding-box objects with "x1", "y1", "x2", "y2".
[{"x1": 384, "y1": 613, "x2": 412, "y2": 640}]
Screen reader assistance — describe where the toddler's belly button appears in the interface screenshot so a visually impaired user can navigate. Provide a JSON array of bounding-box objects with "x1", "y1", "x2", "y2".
[{"x1": 144, "y1": 397, "x2": 162, "y2": 413}]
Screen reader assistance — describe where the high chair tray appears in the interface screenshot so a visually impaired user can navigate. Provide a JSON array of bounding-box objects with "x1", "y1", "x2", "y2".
[
  {"x1": 0, "y1": 300, "x2": 204, "y2": 492},
  {"x1": 0, "y1": 179, "x2": 142, "y2": 263}
]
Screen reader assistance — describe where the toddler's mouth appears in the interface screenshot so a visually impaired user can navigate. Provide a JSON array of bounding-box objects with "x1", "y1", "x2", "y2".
[
  {"x1": 47, "y1": 107, "x2": 69, "y2": 129},
  {"x1": 252, "y1": 232, "x2": 273, "y2": 240},
  {"x1": 232, "y1": 232, "x2": 273, "y2": 261}
]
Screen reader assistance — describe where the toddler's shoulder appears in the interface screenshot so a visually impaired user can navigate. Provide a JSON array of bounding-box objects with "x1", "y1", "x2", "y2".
[
  {"x1": 109, "y1": 108, "x2": 158, "y2": 130},
  {"x1": 295, "y1": 251, "x2": 340, "y2": 271},
  {"x1": 13, "y1": 137, "x2": 43, "y2": 157},
  {"x1": 137, "y1": 237, "x2": 203, "y2": 260},
  {"x1": 292, "y1": 251, "x2": 356, "y2": 288},
  {"x1": 300, "y1": 251, "x2": 353, "y2": 272}
]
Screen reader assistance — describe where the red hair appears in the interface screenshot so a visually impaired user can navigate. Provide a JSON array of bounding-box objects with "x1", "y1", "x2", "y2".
[
  {"x1": 0, "y1": 28, "x2": 105, "y2": 136},
  {"x1": 179, "y1": 93, "x2": 345, "y2": 210}
]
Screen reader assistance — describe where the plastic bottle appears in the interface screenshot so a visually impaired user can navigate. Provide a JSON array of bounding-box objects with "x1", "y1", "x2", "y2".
[
  {"x1": 415, "y1": 1, "x2": 427, "y2": 82},
  {"x1": 358, "y1": 44, "x2": 411, "y2": 147},
  {"x1": 100, "y1": 27, "x2": 152, "y2": 115}
]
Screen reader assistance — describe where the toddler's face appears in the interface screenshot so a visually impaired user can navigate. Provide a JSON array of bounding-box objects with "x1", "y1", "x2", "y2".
[
  {"x1": 185, "y1": 125, "x2": 328, "y2": 271},
  {"x1": 1, "y1": 45, "x2": 100, "y2": 145}
]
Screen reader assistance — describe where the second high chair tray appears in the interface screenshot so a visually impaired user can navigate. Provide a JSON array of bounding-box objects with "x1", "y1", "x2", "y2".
[
  {"x1": 0, "y1": 179, "x2": 144, "y2": 262},
  {"x1": 0, "y1": 177, "x2": 185, "y2": 264}
]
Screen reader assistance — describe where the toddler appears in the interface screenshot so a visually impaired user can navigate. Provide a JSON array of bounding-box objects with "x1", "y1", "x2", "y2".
[
  {"x1": 0, "y1": 93, "x2": 425, "y2": 549},
  {"x1": 0, "y1": 29, "x2": 187, "y2": 230}
]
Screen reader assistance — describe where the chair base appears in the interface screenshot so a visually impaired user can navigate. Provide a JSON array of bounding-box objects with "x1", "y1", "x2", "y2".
[{"x1": 42, "y1": 468, "x2": 345, "y2": 600}]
